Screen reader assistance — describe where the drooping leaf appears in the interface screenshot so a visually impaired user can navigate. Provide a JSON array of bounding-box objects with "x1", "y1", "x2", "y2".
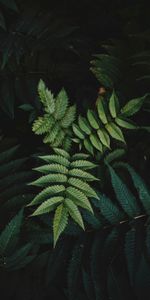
[
  {"x1": 121, "y1": 95, "x2": 147, "y2": 117},
  {"x1": 97, "y1": 96, "x2": 108, "y2": 124},
  {"x1": 105, "y1": 122, "x2": 125, "y2": 143},
  {"x1": 115, "y1": 117, "x2": 137, "y2": 129},
  {"x1": 31, "y1": 196, "x2": 64, "y2": 216},
  {"x1": 53, "y1": 204, "x2": 68, "y2": 247},
  {"x1": 65, "y1": 199, "x2": 85, "y2": 229},
  {"x1": 109, "y1": 90, "x2": 120, "y2": 118},
  {"x1": 87, "y1": 109, "x2": 99, "y2": 130},
  {"x1": 78, "y1": 115, "x2": 91, "y2": 135}
]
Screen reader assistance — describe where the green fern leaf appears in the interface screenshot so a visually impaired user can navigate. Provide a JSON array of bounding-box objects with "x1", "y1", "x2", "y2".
[
  {"x1": 38, "y1": 80, "x2": 55, "y2": 114},
  {"x1": 30, "y1": 174, "x2": 67, "y2": 186},
  {"x1": 32, "y1": 115, "x2": 54, "y2": 135},
  {"x1": 97, "y1": 128, "x2": 110, "y2": 148},
  {"x1": 73, "y1": 124, "x2": 85, "y2": 139},
  {"x1": 90, "y1": 134, "x2": 103, "y2": 152},
  {"x1": 65, "y1": 198, "x2": 85, "y2": 229},
  {"x1": 66, "y1": 187, "x2": 93, "y2": 213},
  {"x1": 72, "y1": 153, "x2": 90, "y2": 160},
  {"x1": 62, "y1": 136, "x2": 72, "y2": 151},
  {"x1": 97, "y1": 97, "x2": 108, "y2": 124},
  {"x1": 53, "y1": 148, "x2": 70, "y2": 159},
  {"x1": 87, "y1": 109, "x2": 99, "y2": 130},
  {"x1": 69, "y1": 168, "x2": 98, "y2": 181},
  {"x1": 121, "y1": 95, "x2": 146, "y2": 117},
  {"x1": 78, "y1": 115, "x2": 91, "y2": 135},
  {"x1": 54, "y1": 88, "x2": 68, "y2": 120},
  {"x1": 43, "y1": 123, "x2": 60, "y2": 144},
  {"x1": 28, "y1": 185, "x2": 65, "y2": 206},
  {"x1": 61, "y1": 105, "x2": 76, "y2": 128},
  {"x1": 53, "y1": 204, "x2": 68, "y2": 247},
  {"x1": 34, "y1": 163, "x2": 68, "y2": 174},
  {"x1": 115, "y1": 117, "x2": 137, "y2": 129},
  {"x1": 70, "y1": 160, "x2": 96, "y2": 170},
  {"x1": 52, "y1": 129, "x2": 65, "y2": 147},
  {"x1": 109, "y1": 90, "x2": 120, "y2": 118},
  {"x1": 31, "y1": 196, "x2": 64, "y2": 216},
  {"x1": 105, "y1": 122, "x2": 125, "y2": 143},
  {"x1": 84, "y1": 138, "x2": 94, "y2": 155},
  {"x1": 38, "y1": 155, "x2": 70, "y2": 167},
  {"x1": 68, "y1": 177, "x2": 98, "y2": 198}
]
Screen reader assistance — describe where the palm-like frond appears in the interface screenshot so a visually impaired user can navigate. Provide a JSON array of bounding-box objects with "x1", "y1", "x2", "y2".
[
  {"x1": 73, "y1": 90, "x2": 148, "y2": 155},
  {"x1": 29, "y1": 147, "x2": 98, "y2": 245}
]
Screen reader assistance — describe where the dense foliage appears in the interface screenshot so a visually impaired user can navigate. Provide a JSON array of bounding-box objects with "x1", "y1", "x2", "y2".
[{"x1": 0, "y1": 0, "x2": 150, "y2": 299}]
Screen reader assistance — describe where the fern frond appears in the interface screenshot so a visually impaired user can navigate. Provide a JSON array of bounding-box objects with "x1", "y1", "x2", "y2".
[
  {"x1": 38, "y1": 80, "x2": 55, "y2": 114},
  {"x1": 69, "y1": 168, "x2": 98, "y2": 181},
  {"x1": 32, "y1": 115, "x2": 54, "y2": 135},
  {"x1": 43, "y1": 123, "x2": 60, "y2": 144},
  {"x1": 72, "y1": 153, "x2": 90, "y2": 160},
  {"x1": 31, "y1": 196, "x2": 64, "y2": 216},
  {"x1": 34, "y1": 163, "x2": 68, "y2": 174},
  {"x1": 34, "y1": 81, "x2": 76, "y2": 149},
  {"x1": 66, "y1": 186, "x2": 93, "y2": 213},
  {"x1": 29, "y1": 149, "x2": 97, "y2": 244},
  {"x1": 70, "y1": 160, "x2": 97, "y2": 170},
  {"x1": 52, "y1": 129, "x2": 65, "y2": 147},
  {"x1": 68, "y1": 177, "x2": 98, "y2": 198},
  {"x1": 62, "y1": 136, "x2": 72, "y2": 151},
  {"x1": 30, "y1": 174, "x2": 67, "y2": 186},
  {"x1": 53, "y1": 148, "x2": 70, "y2": 159},
  {"x1": 61, "y1": 105, "x2": 76, "y2": 128},
  {"x1": 28, "y1": 185, "x2": 65, "y2": 206},
  {"x1": 53, "y1": 204, "x2": 68, "y2": 247},
  {"x1": 54, "y1": 88, "x2": 68, "y2": 120},
  {"x1": 38, "y1": 155, "x2": 70, "y2": 167},
  {"x1": 65, "y1": 199, "x2": 85, "y2": 229}
]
